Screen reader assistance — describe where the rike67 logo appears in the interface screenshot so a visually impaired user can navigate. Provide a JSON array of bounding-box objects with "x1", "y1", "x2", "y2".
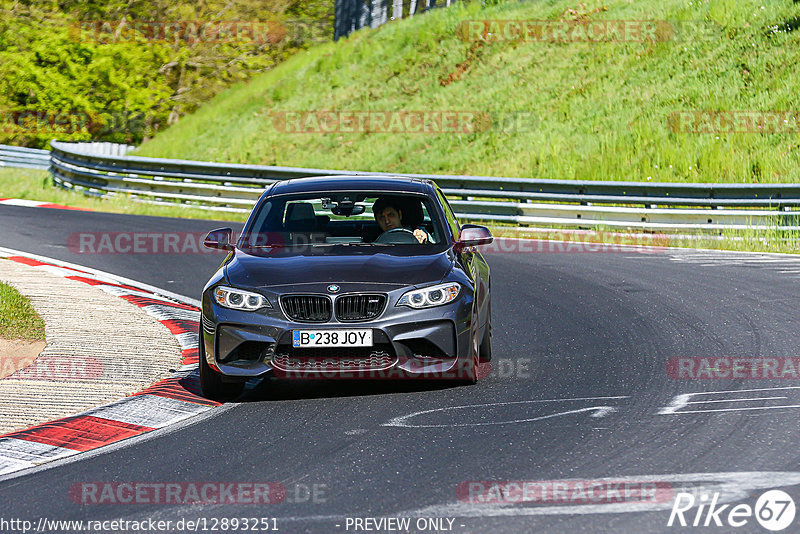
[{"x1": 668, "y1": 490, "x2": 796, "y2": 531}]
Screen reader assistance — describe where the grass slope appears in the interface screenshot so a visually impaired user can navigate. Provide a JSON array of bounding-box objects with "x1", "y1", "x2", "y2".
[{"x1": 134, "y1": 0, "x2": 800, "y2": 183}]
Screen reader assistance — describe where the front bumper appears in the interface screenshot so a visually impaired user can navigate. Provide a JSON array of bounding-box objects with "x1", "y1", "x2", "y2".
[{"x1": 201, "y1": 285, "x2": 475, "y2": 380}]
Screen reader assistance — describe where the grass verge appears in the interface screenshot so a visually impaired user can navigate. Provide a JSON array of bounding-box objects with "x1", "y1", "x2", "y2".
[
  {"x1": 0, "y1": 278, "x2": 45, "y2": 340},
  {"x1": 0, "y1": 167, "x2": 249, "y2": 221}
]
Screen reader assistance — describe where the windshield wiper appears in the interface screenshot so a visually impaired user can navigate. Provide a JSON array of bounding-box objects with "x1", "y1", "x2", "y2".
[
  {"x1": 341, "y1": 242, "x2": 396, "y2": 246},
  {"x1": 245, "y1": 242, "x2": 397, "y2": 248}
]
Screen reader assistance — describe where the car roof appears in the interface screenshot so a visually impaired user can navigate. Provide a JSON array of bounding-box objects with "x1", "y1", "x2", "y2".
[{"x1": 267, "y1": 175, "x2": 436, "y2": 196}]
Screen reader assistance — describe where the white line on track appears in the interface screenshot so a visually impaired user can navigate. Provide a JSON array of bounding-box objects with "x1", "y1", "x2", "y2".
[
  {"x1": 684, "y1": 396, "x2": 788, "y2": 404},
  {"x1": 382, "y1": 396, "x2": 630, "y2": 428},
  {"x1": 659, "y1": 386, "x2": 800, "y2": 415},
  {"x1": 667, "y1": 404, "x2": 800, "y2": 414}
]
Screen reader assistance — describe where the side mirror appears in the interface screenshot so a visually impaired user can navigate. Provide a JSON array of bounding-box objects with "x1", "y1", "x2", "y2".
[
  {"x1": 204, "y1": 228, "x2": 234, "y2": 251},
  {"x1": 454, "y1": 224, "x2": 493, "y2": 252}
]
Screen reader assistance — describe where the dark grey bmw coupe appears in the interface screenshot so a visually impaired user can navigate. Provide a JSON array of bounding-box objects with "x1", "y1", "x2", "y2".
[{"x1": 199, "y1": 175, "x2": 493, "y2": 399}]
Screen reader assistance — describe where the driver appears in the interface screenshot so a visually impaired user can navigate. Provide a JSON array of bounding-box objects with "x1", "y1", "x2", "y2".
[{"x1": 372, "y1": 197, "x2": 429, "y2": 244}]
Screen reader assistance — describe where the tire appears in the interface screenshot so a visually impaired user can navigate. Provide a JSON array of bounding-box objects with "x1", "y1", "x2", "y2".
[
  {"x1": 460, "y1": 322, "x2": 480, "y2": 385},
  {"x1": 198, "y1": 326, "x2": 244, "y2": 400},
  {"x1": 479, "y1": 299, "x2": 492, "y2": 362}
]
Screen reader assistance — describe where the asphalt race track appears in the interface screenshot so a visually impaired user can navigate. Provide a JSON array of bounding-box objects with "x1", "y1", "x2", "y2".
[{"x1": 2, "y1": 204, "x2": 800, "y2": 533}]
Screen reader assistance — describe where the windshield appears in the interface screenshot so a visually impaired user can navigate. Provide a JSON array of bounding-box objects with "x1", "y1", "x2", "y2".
[{"x1": 238, "y1": 191, "x2": 447, "y2": 252}]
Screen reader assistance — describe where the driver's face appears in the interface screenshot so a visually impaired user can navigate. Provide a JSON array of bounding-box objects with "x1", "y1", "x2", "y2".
[{"x1": 376, "y1": 206, "x2": 402, "y2": 232}]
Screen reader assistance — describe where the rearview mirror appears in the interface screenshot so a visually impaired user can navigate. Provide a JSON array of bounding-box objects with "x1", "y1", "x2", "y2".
[
  {"x1": 331, "y1": 204, "x2": 365, "y2": 217},
  {"x1": 204, "y1": 228, "x2": 234, "y2": 251},
  {"x1": 455, "y1": 224, "x2": 493, "y2": 252},
  {"x1": 331, "y1": 201, "x2": 365, "y2": 217}
]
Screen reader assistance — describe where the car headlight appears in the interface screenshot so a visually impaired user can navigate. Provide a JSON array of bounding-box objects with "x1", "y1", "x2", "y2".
[
  {"x1": 397, "y1": 282, "x2": 460, "y2": 309},
  {"x1": 213, "y1": 286, "x2": 271, "y2": 311}
]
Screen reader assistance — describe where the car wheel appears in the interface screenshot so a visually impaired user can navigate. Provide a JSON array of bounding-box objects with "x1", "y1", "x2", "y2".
[
  {"x1": 198, "y1": 326, "x2": 244, "y2": 400},
  {"x1": 479, "y1": 299, "x2": 492, "y2": 363}
]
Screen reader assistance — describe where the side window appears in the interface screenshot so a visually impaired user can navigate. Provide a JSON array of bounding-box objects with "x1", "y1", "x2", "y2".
[{"x1": 436, "y1": 189, "x2": 460, "y2": 241}]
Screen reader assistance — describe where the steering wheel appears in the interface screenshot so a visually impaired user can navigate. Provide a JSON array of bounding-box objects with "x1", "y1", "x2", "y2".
[{"x1": 374, "y1": 228, "x2": 420, "y2": 244}]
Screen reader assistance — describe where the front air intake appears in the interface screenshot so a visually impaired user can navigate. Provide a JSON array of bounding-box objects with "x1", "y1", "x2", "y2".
[
  {"x1": 335, "y1": 294, "x2": 386, "y2": 321},
  {"x1": 281, "y1": 295, "x2": 332, "y2": 322}
]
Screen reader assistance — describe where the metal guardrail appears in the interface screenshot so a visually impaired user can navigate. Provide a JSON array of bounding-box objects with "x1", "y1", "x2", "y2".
[
  {"x1": 59, "y1": 142, "x2": 136, "y2": 157},
  {"x1": 0, "y1": 145, "x2": 50, "y2": 170},
  {"x1": 0, "y1": 143, "x2": 134, "y2": 170},
  {"x1": 335, "y1": 0, "x2": 459, "y2": 40},
  {"x1": 5, "y1": 141, "x2": 800, "y2": 230}
]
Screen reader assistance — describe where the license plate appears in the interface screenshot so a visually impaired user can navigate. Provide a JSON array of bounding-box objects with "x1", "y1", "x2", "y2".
[{"x1": 292, "y1": 329, "x2": 373, "y2": 348}]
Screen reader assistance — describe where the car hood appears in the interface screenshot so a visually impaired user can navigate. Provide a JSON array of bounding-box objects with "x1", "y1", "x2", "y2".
[{"x1": 225, "y1": 248, "x2": 455, "y2": 289}]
